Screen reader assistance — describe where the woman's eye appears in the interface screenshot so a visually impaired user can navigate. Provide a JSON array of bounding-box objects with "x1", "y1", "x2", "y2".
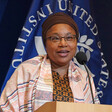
[
  {"x1": 52, "y1": 37, "x2": 60, "y2": 41},
  {"x1": 66, "y1": 36, "x2": 73, "y2": 40}
]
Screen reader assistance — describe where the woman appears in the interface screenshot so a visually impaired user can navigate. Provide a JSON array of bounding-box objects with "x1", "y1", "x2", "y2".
[{"x1": 0, "y1": 12, "x2": 99, "y2": 111}]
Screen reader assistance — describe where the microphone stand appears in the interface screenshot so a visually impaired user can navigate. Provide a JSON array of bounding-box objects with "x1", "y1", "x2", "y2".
[{"x1": 83, "y1": 63, "x2": 95, "y2": 104}]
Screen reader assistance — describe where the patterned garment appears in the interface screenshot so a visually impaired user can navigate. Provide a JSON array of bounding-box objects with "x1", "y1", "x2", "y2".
[
  {"x1": 0, "y1": 55, "x2": 100, "y2": 112},
  {"x1": 52, "y1": 71, "x2": 74, "y2": 102}
]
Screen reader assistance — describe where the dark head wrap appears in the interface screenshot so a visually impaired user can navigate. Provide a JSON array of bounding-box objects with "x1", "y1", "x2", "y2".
[{"x1": 42, "y1": 12, "x2": 79, "y2": 46}]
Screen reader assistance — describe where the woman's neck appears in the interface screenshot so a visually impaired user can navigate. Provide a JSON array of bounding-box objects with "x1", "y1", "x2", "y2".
[{"x1": 51, "y1": 62, "x2": 69, "y2": 77}]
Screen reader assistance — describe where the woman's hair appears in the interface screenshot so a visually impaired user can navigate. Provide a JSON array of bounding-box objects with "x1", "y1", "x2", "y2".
[{"x1": 42, "y1": 12, "x2": 79, "y2": 46}]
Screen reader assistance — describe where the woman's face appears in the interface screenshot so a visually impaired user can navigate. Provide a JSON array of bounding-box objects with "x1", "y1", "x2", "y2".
[{"x1": 45, "y1": 24, "x2": 77, "y2": 67}]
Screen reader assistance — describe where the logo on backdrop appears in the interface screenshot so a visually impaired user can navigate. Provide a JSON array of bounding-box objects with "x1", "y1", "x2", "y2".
[{"x1": 77, "y1": 35, "x2": 93, "y2": 61}]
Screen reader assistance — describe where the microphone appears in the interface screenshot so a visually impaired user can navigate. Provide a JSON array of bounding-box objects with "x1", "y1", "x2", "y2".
[
  {"x1": 76, "y1": 51, "x2": 95, "y2": 104},
  {"x1": 75, "y1": 51, "x2": 87, "y2": 65}
]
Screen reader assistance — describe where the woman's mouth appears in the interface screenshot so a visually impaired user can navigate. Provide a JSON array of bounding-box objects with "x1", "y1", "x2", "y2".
[{"x1": 57, "y1": 50, "x2": 69, "y2": 57}]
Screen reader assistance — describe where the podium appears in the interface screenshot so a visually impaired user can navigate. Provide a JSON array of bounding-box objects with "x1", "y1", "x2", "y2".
[{"x1": 35, "y1": 101, "x2": 112, "y2": 112}]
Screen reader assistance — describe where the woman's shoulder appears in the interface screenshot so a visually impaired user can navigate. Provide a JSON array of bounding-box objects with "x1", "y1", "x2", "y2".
[
  {"x1": 13, "y1": 55, "x2": 47, "y2": 80},
  {"x1": 70, "y1": 61, "x2": 88, "y2": 79},
  {"x1": 22, "y1": 55, "x2": 45, "y2": 65},
  {"x1": 2, "y1": 55, "x2": 47, "y2": 94},
  {"x1": 17, "y1": 55, "x2": 46, "y2": 69}
]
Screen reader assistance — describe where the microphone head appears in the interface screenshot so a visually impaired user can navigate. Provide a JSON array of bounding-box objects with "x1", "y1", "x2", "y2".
[{"x1": 76, "y1": 51, "x2": 87, "y2": 65}]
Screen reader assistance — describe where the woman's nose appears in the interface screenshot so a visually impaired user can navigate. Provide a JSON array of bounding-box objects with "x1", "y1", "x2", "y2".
[{"x1": 58, "y1": 37, "x2": 68, "y2": 47}]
